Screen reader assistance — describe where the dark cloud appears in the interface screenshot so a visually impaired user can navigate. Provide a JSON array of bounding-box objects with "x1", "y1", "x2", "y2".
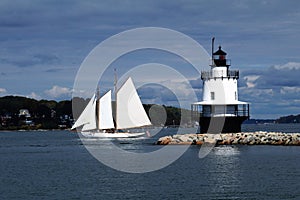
[
  {"x1": 45, "y1": 68, "x2": 64, "y2": 73},
  {"x1": 1, "y1": 54, "x2": 59, "y2": 68},
  {"x1": 137, "y1": 84, "x2": 177, "y2": 103},
  {"x1": 238, "y1": 62, "x2": 300, "y2": 118},
  {"x1": 243, "y1": 63, "x2": 300, "y2": 89},
  {"x1": 33, "y1": 54, "x2": 59, "y2": 64}
]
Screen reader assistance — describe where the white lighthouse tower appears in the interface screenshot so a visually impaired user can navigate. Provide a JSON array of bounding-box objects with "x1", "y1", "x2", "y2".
[{"x1": 192, "y1": 38, "x2": 250, "y2": 133}]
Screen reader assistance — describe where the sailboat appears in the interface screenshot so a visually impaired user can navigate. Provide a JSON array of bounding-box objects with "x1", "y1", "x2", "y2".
[{"x1": 71, "y1": 77, "x2": 152, "y2": 138}]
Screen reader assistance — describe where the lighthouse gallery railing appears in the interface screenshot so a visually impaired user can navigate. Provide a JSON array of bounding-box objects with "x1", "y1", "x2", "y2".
[{"x1": 201, "y1": 70, "x2": 239, "y2": 80}]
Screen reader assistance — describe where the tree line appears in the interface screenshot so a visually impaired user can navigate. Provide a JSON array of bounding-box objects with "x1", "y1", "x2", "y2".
[
  {"x1": 276, "y1": 114, "x2": 300, "y2": 123},
  {"x1": 0, "y1": 96, "x2": 74, "y2": 130},
  {"x1": 0, "y1": 96, "x2": 190, "y2": 130}
]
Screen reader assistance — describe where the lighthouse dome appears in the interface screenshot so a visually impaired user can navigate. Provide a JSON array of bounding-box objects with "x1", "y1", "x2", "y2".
[{"x1": 213, "y1": 46, "x2": 227, "y2": 55}]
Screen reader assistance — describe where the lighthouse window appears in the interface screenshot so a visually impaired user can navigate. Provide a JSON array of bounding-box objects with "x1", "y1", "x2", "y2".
[
  {"x1": 235, "y1": 91, "x2": 237, "y2": 100},
  {"x1": 211, "y1": 92, "x2": 215, "y2": 100}
]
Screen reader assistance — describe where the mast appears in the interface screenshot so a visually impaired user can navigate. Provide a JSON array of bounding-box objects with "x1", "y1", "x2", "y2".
[
  {"x1": 96, "y1": 85, "x2": 100, "y2": 130},
  {"x1": 114, "y1": 68, "x2": 118, "y2": 130},
  {"x1": 212, "y1": 37, "x2": 215, "y2": 62}
]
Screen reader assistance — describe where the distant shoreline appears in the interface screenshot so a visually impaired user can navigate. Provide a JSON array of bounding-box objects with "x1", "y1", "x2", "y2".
[{"x1": 0, "y1": 128, "x2": 71, "y2": 132}]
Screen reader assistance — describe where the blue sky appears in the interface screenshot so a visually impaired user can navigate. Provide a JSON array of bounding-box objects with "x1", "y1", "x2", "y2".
[{"x1": 0, "y1": 0, "x2": 300, "y2": 119}]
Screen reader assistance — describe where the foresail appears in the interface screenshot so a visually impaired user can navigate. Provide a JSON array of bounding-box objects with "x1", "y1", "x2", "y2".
[
  {"x1": 81, "y1": 113, "x2": 97, "y2": 131},
  {"x1": 71, "y1": 94, "x2": 97, "y2": 131},
  {"x1": 116, "y1": 77, "x2": 151, "y2": 129},
  {"x1": 98, "y1": 90, "x2": 115, "y2": 129}
]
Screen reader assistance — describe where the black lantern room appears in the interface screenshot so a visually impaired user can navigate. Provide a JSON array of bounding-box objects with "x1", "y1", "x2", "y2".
[{"x1": 212, "y1": 46, "x2": 230, "y2": 67}]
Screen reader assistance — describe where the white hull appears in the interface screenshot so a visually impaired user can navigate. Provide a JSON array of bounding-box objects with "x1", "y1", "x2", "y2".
[{"x1": 80, "y1": 131, "x2": 145, "y2": 138}]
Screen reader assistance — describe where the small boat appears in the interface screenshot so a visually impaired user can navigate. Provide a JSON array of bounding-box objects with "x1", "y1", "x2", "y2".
[{"x1": 72, "y1": 77, "x2": 151, "y2": 138}]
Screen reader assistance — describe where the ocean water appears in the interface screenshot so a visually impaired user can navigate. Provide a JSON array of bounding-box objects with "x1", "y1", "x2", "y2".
[{"x1": 0, "y1": 124, "x2": 299, "y2": 200}]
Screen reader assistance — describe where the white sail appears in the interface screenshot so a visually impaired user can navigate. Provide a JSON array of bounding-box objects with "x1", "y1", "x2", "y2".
[
  {"x1": 81, "y1": 109, "x2": 97, "y2": 131},
  {"x1": 116, "y1": 77, "x2": 151, "y2": 129},
  {"x1": 71, "y1": 94, "x2": 97, "y2": 131},
  {"x1": 98, "y1": 90, "x2": 115, "y2": 129}
]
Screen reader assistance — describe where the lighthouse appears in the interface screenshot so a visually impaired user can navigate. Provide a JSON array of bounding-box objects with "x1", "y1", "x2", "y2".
[{"x1": 192, "y1": 38, "x2": 250, "y2": 133}]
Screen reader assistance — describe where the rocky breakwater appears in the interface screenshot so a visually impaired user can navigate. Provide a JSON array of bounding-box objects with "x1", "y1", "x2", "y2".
[{"x1": 156, "y1": 132, "x2": 300, "y2": 146}]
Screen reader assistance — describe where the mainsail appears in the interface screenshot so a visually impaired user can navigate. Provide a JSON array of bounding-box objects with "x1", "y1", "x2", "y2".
[
  {"x1": 98, "y1": 90, "x2": 115, "y2": 129},
  {"x1": 116, "y1": 77, "x2": 152, "y2": 129}
]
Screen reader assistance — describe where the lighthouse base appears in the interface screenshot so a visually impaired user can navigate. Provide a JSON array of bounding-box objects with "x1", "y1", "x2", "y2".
[{"x1": 199, "y1": 116, "x2": 249, "y2": 134}]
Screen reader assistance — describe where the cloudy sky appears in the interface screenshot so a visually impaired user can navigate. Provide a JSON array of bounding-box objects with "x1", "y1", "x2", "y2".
[{"x1": 0, "y1": 0, "x2": 300, "y2": 119}]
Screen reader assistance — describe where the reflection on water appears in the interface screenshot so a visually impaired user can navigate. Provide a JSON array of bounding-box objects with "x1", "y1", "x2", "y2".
[
  {"x1": 213, "y1": 146, "x2": 240, "y2": 156},
  {"x1": 205, "y1": 146, "x2": 242, "y2": 197}
]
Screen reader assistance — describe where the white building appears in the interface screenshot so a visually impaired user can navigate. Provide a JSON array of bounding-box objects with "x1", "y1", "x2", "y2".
[
  {"x1": 192, "y1": 39, "x2": 250, "y2": 133},
  {"x1": 19, "y1": 109, "x2": 31, "y2": 118}
]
